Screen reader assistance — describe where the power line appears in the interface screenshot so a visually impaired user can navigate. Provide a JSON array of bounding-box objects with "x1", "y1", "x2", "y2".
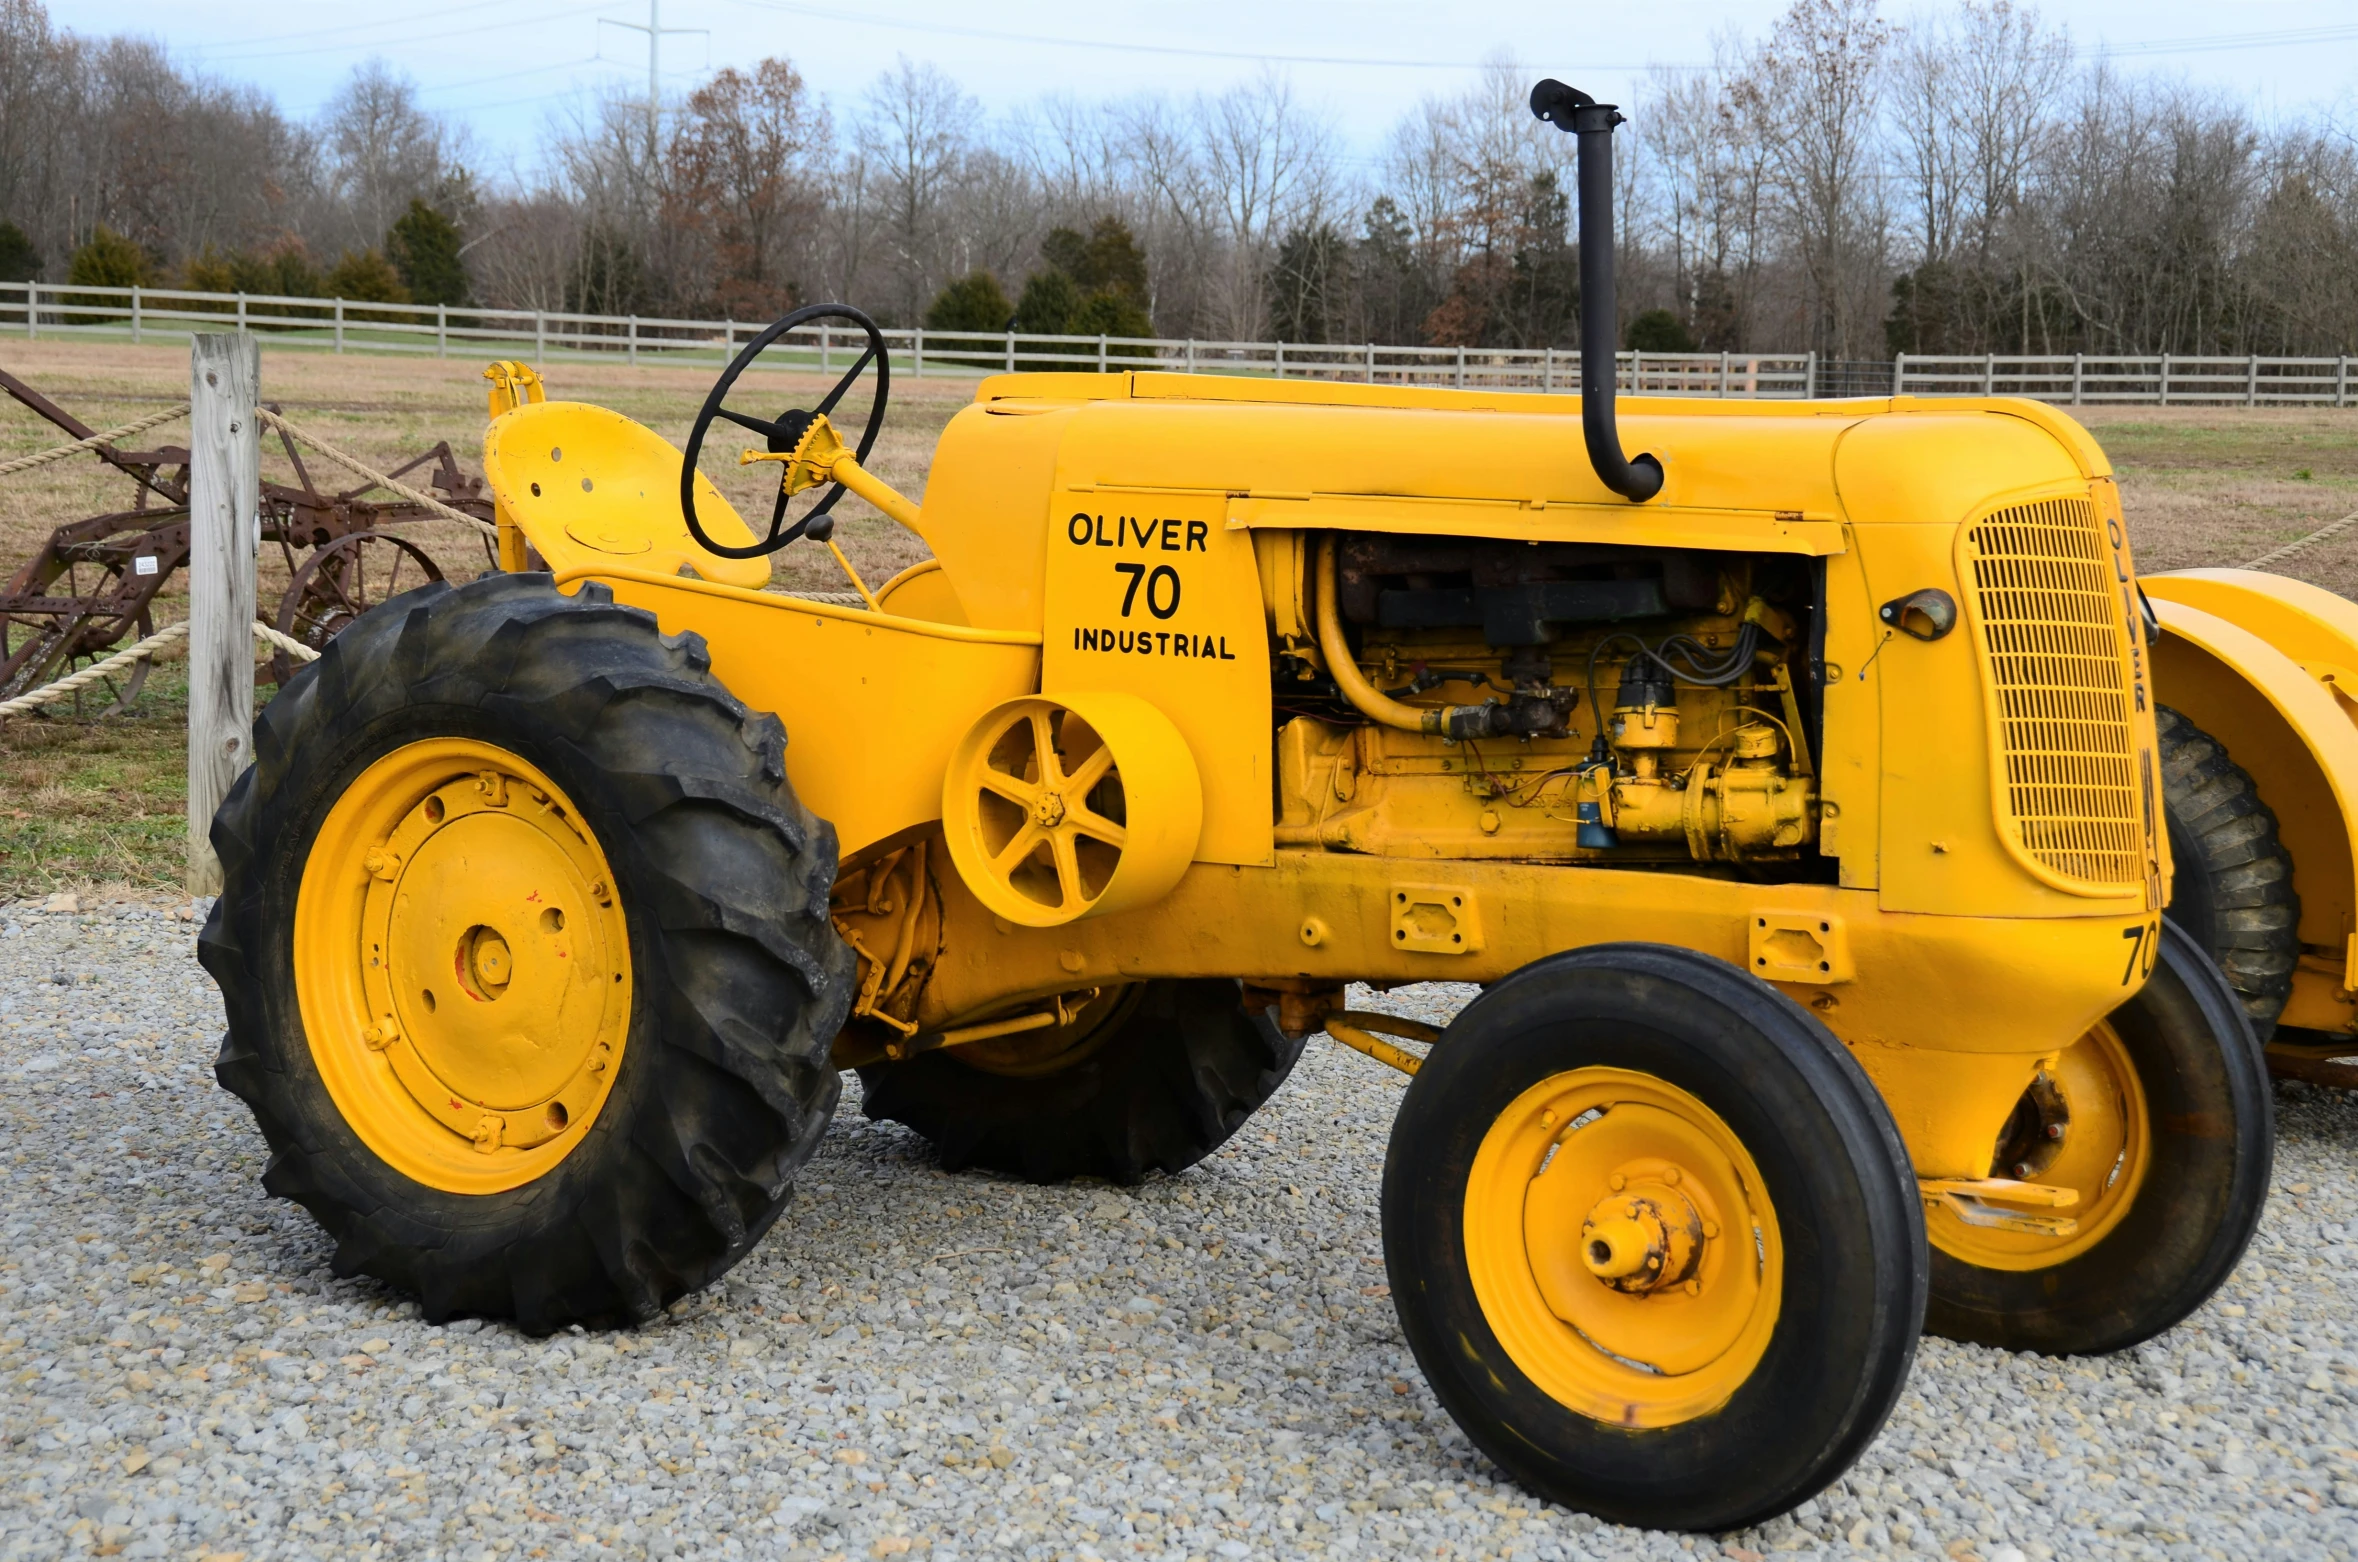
[
  {"x1": 2084, "y1": 22, "x2": 2358, "y2": 58},
  {"x1": 722, "y1": 0, "x2": 1695, "y2": 71},
  {"x1": 199, "y1": 3, "x2": 613, "y2": 63},
  {"x1": 413, "y1": 56, "x2": 613, "y2": 101},
  {"x1": 183, "y1": 1, "x2": 513, "y2": 52}
]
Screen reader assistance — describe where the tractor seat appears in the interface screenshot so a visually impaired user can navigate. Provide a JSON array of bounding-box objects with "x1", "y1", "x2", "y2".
[{"x1": 483, "y1": 401, "x2": 773, "y2": 589}]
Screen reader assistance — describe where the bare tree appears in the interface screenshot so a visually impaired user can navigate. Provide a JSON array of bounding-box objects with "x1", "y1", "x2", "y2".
[
  {"x1": 1193, "y1": 72, "x2": 1336, "y2": 339},
  {"x1": 1735, "y1": 0, "x2": 1895, "y2": 358},
  {"x1": 1888, "y1": 1, "x2": 2071, "y2": 350},
  {"x1": 668, "y1": 57, "x2": 832, "y2": 317},
  {"x1": 857, "y1": 57, "x2": 976, "y2": 325},
  {"x1": 320, "y1": 61, "x2": 470, "y2": 252}
]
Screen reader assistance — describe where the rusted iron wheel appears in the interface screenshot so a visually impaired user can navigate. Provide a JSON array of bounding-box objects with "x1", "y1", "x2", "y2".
[
  {"x1": 0, "y1": 556, "x2": 153, "y2": 716},
  {"x1": 268, "y1": 530, "x2": 445, "y2": 684}
]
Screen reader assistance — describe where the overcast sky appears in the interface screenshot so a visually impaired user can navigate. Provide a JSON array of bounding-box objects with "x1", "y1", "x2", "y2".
[{"x1": 71, "y1": 0, "x2": 2358, "y2": 180}]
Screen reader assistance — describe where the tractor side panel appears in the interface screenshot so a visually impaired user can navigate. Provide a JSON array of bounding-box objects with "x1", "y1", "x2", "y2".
[
  {"x1": 2150, "y1": 594, "x2": 2358, "y2": 1033},
  {"x1": 569, "y1": 568, "x2": 1042, "y2": 858},
  {"x1": 1040, "y1": 490, "x2": 1274, "y2": 866},
  {"x1": 916, "y1": 403, "x2": 1077, "y2": 632}
]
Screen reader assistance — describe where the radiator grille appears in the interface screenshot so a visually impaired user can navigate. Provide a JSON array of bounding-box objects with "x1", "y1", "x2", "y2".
[{"x1": 1965, "y1": 498, "x2": 2144, "y2": 889}]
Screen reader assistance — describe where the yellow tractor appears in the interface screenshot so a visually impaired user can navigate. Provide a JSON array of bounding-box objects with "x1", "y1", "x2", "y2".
[{"x1": 204, "y1": 83, "x2": 2294, "y2": 1530}]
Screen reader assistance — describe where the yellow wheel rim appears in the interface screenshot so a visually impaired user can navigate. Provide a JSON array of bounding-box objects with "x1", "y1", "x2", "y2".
[
  {"x1": 940, "y1": 692, "x2": 1201, "y2": 929},
  {"x1": 294, "y1": 738, "x2": 633, "y2": 1195},
  {"x1": 1929, "y1": 1020, "x2": 2149, "y2": 1271},
  {"x1": 1464, "y1": 1068, "x2": 1782, "y2": 1429}
]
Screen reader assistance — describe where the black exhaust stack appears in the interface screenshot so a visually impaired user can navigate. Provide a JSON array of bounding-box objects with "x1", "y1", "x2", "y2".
[{"x1": 1530, "y1": 79, "x2": 1664, "y2": 503}]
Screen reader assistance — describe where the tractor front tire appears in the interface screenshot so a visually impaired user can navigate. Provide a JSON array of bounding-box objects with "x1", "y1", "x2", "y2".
[
  {"x1": 858, "y1": 979, "x2": 1303, "y2": 1183},
  {"x1": 203, "y1": 575, "x2": 853, "y2": 1330},
  {"x1": 1382, "y1": 944, "x2": 1927, "y2": 1533},
  {"x1": 2157, "y1": 703, "x2": 2299, "y2": 1042},
  {"x1": 1925, "y1": 920, "x2": 2272, "y2": 1355}
]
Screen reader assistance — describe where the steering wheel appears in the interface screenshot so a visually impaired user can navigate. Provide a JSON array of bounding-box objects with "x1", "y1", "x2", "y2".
[{"x1": 680, "y1": 303, "x2": 891, "y2": 559}]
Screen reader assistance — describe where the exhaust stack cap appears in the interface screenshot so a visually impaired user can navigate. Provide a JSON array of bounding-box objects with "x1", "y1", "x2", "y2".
[{"x1": 1530, "y1": 78, "x2": 1664, "y2": 504}]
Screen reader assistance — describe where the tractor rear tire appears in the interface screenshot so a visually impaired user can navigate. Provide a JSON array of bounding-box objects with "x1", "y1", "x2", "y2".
[
  {"x1": 857, "y1": 979, "x2": 1302, "y2": 1183},
  {"x1": 2158, "y1": 704, "x2": 2299, "y2": 1043},
  {"x1": 203, "y1": 574, "x2": 853, "y2": 1330},
  {"x1": 1924, "y1": 920, "x2": 2272, "y2": 1355},
  {"x1": 1382, "y1": 944, "x2": 1927, "y2": 1533}
]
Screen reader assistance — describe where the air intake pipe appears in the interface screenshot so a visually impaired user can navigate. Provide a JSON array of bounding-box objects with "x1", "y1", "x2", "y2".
[{"x1": 1530, "y1": 79, "x2": 1664, "y2": 503}]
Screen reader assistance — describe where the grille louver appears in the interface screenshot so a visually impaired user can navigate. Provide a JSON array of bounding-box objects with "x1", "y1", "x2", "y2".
[{"x1": 1964, "y1": 497, "x2": 2145, "y2": 891}]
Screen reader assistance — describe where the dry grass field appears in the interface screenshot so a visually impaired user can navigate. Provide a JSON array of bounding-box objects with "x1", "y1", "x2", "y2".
[{"x1": 0, "y1": 340, "x2": 2351, "y2": 897}]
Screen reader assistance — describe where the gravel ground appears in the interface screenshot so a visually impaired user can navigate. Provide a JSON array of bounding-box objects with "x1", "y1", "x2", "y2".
[{"x1": 4, "y1": 894, "x2": 2358, "y2": 1562}]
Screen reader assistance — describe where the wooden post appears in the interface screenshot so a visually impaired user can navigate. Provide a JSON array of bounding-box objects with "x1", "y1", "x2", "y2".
[{"x1": 186, "y1": 333, "x2": 261, "y2": 896}]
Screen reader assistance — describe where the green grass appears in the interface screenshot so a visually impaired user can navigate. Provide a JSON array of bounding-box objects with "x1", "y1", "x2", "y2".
[{"x1": 0, "y1": 664, "x2": 197, "y2": 897}]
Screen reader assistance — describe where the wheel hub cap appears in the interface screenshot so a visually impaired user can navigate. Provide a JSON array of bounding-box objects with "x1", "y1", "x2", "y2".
[
  {"x1": 294, "y1": 739, "x2": 632, "y2": 1195},
  {"x1": 1579, "y1": 1185, "x2": 1703, "y2": 1294},
  {"x1": 1463, "y1": 1070, "x2": 1782, "y2": 1427}
]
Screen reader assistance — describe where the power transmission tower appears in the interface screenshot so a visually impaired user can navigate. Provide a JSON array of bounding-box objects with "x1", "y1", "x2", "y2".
[{"x1": 600, "y1": 1, "x2": 707, "y2": 158}]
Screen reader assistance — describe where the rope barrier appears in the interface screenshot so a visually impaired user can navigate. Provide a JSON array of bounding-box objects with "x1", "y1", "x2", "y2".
[
  {"x1": 0, "y1": 403, "x2": 190, "y2": 480},
  {"x1": 253, "y1": 407, "x2": 500, "y2": 541},
  {"x1": 2245, "y1": 507, "x2": 2358, "y2": 572},
  {"x1": 0, "y1": 619, "x2": 318, "y2": 722}
]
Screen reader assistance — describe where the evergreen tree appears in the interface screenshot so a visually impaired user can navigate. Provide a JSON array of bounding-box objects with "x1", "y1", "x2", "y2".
[
  {"x1": 925, "y1": 271, "x2": 1014, "y2": 368},
  {"x1": 67, "y1": 226, "x2": 154, "y2": 289},
  {"x1": 1270, "y1": 222, "x2": 1346, "y2": 344},
  {"x1": 387, "y1": 200, "x2": 469, "y2": 307},
  {"x1": 325, "y1": 249, "x2": 411, "y2": 305},
  {"x1": 1013, "y1": 269, "x2": 1081, "y2": 335},
  {"x1": 1626, "y1": 309, "x2": 1697, "y2": 351},
  {"x1": 925, "y1": 271, "x2": 1012, "y2": 332},
  {"x1": 0, "y1": 223, "x2": 40, "y2": 283}
]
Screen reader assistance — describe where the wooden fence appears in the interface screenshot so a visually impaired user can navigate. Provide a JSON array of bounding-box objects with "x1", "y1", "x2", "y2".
[
  {"x1": 5, "y1": 281, "x2": 1811, "y2": 396},
  {"x1": 1892, "y1": 352, "x2": 2354, "y2": 407},
  {"x1": 15, "y1": 284, "x2": 2353, "y2": 406}
]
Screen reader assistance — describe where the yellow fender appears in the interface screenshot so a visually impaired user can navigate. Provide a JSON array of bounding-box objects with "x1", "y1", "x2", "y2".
[{"x1": 2146, "y1": 569, "x2": 2358, "y2": 1035}]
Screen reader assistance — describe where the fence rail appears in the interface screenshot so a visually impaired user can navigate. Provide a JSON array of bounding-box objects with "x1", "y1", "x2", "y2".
[
  {"x1": 0, "y1": 281, "x2": 1815, "y2": 397},
  {"x1": 1890, "y1": 352, "x2": 2354, "y2": 407},
  {"x1": 7, "y1": 282, "x2": 2352, "y2": 406}
]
